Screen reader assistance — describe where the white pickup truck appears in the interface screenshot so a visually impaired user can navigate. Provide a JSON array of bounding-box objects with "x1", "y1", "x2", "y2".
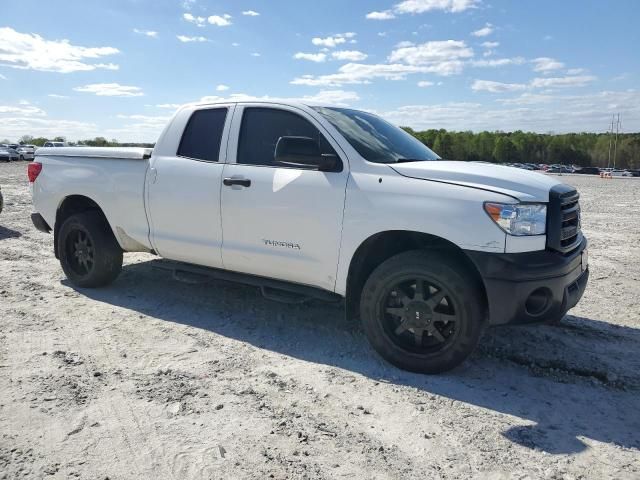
[{"x1": 29, "y1": 101, "x2": 589, "y2": 373}]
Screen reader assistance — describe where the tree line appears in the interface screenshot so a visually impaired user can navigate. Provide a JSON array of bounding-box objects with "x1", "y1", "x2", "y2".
[
  {"x1": 6, "y1": 130, "x2": 640, "y2": 170},
  {"x1": 7, "y1": 135, "x2": 154, "y2": 149},
  {"x1": 402, "y1": 128, "x2": 640, "y2": 169}
]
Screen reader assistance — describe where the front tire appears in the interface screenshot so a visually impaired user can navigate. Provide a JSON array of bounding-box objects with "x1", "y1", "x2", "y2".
[
  {"x1": 58, "y1": 212, "x2": 123, "y2": 288},
  {"x1": 360, "y1": 250, "x2": 485, "y2": 374}
]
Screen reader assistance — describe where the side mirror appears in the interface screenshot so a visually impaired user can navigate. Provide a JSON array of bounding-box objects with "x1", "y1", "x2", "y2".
[{"x1": 274, "y1": 136, "x2": 339, "y2": 172}]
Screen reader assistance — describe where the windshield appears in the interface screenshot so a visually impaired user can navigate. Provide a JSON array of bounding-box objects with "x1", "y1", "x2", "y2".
[{"x1": 312, "y1": 107, "x2": 440, "y2": 164}]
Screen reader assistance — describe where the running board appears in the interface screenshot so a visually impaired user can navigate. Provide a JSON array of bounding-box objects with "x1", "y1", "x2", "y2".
[{"x1": 152, "y1": 260, "x2": 342, "y2": 304}]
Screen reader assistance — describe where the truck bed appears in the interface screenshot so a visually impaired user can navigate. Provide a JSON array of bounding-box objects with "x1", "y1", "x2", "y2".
[{"x1": 33, "y1": 147, "x2": 153, "y2": 253}]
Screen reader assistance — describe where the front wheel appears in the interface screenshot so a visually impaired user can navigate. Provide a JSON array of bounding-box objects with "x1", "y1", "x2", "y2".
[
  {"x1": 360, "y1": 250, "x2": 486, "y2": 374},
  {"x1": 58, "y1": 212, "x2": 123, "y2": 288}
]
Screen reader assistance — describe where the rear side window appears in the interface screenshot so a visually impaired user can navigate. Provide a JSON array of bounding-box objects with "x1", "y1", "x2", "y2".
[
  {"x1": 237, "y1": 107, "x2": 335, "y2": 167},
  {"x1": 177, "y1": 108, "x2": 228, "y2": 161}
]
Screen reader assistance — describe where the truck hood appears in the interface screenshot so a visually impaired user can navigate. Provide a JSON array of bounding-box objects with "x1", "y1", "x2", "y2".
[{"x1": 389, "y1": 161, "x2": 563, "y2": 202}]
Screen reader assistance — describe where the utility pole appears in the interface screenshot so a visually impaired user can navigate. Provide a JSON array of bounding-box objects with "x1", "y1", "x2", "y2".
[
  {"x1": 613, "y1": 113, "x2": 620, "y2": 169},
  {"x1": 607, "y1": 115, "x2": 614, "y2": 169}
]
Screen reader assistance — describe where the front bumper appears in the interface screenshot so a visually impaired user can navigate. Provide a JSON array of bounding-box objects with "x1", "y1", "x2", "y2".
[{"x1": 465, "y1": 238, "x2": 589, "y2": 325}]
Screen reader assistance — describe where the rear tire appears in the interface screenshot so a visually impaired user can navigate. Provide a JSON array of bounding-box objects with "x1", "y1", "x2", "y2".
[
  {"x1": 360, "y1": 250, "x2": 485, "y2": 374},
  {"x1": 57, "y1": 212, "x2": 123, "y2": 288}
]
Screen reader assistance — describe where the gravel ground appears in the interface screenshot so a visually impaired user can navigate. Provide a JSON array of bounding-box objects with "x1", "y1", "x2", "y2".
[{"x1": 1, "y1": 161, "x2": 639, "y2": 479}]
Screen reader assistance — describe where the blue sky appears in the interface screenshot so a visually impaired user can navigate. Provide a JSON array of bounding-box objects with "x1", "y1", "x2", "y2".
[{"x1": 1, "y1": 0, "x2": 639, "y2": 142}]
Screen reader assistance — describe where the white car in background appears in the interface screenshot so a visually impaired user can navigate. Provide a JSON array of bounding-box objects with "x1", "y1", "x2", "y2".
[
  {"x1": 610, "y1": 169, "x2": 633, "y2": 177},
  {"x1": 16, "y1": 145, "x2": 36, "y2": 161},
  {"x1": 43, "y1": 141, "x2": 67, "y2": 148}
]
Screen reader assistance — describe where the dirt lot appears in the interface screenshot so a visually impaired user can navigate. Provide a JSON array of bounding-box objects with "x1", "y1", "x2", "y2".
[{"x1": 1, "y1": 161, "x2": 639, "y2": 479}]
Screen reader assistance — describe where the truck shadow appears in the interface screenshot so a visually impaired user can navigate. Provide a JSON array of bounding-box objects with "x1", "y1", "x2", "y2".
[
  {"x1": 67, "y1": 258, "x2": 640, "y2": 456},
  {"x1": 0, "y1": 225, "x2": 22, "y2": 240}
]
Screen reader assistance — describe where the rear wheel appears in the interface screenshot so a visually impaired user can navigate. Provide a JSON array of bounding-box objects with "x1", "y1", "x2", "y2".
[
  {"x1": 57, "y1": 212, "x2": 123, "y2": 287},
  {"x1": 360, "y1": 250, "x2": 485, "y2": 374}
]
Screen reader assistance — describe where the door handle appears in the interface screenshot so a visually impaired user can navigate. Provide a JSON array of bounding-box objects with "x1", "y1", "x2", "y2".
[{"x1": 223, "y1": 178, "x2": 251, "y2": 187}]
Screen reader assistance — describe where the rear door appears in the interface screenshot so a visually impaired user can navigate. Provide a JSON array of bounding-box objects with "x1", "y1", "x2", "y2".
[
  {"x1": 146, "y1": 105, "x2": 234, "y2": 268},
  {"x1": 219, "y1": 104, "x2": 348, "y2": 291}
]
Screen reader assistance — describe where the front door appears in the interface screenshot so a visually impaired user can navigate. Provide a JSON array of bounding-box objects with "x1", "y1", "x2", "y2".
[{"x1": 220, "y1": 105, "x2": 348, "y2": 291}]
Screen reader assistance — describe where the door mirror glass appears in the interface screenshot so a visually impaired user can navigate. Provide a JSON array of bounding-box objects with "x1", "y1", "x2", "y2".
[{"x1": 274, "y1": 136, "x2": 338, "y2": 171}]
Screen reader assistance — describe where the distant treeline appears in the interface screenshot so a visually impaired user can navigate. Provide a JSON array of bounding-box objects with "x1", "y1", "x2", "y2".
[
  {"x1": 9, "y1": 135, "x2": 155, "y2": 149},
  {"x1": 8, "y1": 131, "x2": 640, "y2": 169},
  {"x1": 402, "y1": 128, "x2": 640, "y2": 169}
]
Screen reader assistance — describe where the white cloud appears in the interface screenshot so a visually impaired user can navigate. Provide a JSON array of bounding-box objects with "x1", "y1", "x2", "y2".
[
  {"x1": 331, "y1": 50, "x2": 368, "y2": 61},
  {"x1": 251, "y1": 52, "x2": 261, "y2": 57},
  {"x1": 472, "y1": 79, "x2": 527, "y2": 92},
  {"x1": 471, "y1": 23, "x2": 493, "y2": 37},
  {"x1": 0, "y1": 103, "x2": 46, "y2": 116},
  {"x1": 198, "y1": 90, "x2": 360, "y2": 107},
  {"x1": 366, "y1": 10, "x2": 396, "y2": 20},
  {"x1": 208, "y1": 14, "x2": 232, "y2": 27},
  {"x1": 394, "y1": 0, "x2": 479, "y2": 14},
  {"x1": 481, "y1": 41, "x2": 499, "y2": 48},
  {"x1": 530, "y1": 75, "x2": 596, "y2": 88},
  {"x1": 0, "y1": 73, "x2": 6, "y2": 80},
  {"x1": 379, "y1": 90, "x2": 640, "y2": 133},
  {"x1": 216, "y1": 84, "x2": 230, "y2": 91},
  {"x1": 471, "y1": 57, "x2": 525, "y2": 67},
  {"x1": 48, "y1": 94, "x2": 69, "y2": 99},
  {"x1": 0, "y1": 117, "x2": 99, "y2": 141},
  {"x1": 497, "y1": 93, "x2": 555, "y2": 105},
  {"x1": 292, "y1": 63, "x2": 456, "y2": 87},
  {"x1": 74, "y1": 83, "x2": 144, "y2": 97},
  {"x1": 133, "y1": 29, "x2": 158, "y2": 38},
  {"x1": 312, "y1": 33, "x2": 356, "y2": 48},
  {"x1": 0, "y1": 27, "x2": 119, "y2": 73},
  {"x1": 183, "y1": 13, "x2": 206, "y2": 27},
  {"x1": 567, "y1": 68, "x2": 585, "y2": 75},
  {"x1": 242, "y1": 10, "x2": 260, "y2": 16},
  {"x1": 294, "y1": 52, "x2": 327, "y2": 62},
  {"x1": 417, "y1": 80, "x2": 435, "y2": 87},
  {"x1": 177, "y1": 35, "x2": 208, "y2": 43},
  {"x1": 231, "y1": 42, "x2": 240, "y2": 47},
  {"x1": 388, "y1": 40, "x2": 473, "y2": 75},
  {"x1": 155, "y1": 103, "x2": 182, "y2": 109},
  {"x1": 531, "y1": 57, "x2": 565, "y2": 72}
]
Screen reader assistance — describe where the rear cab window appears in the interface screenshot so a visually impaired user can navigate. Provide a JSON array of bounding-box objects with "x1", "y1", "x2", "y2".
[{"x1": 177, "y1": 108, "x2": 228, "y2": 162}]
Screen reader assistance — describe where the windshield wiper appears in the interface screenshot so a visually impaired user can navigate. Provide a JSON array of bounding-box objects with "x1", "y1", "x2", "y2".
[{"x1": 395, "y1": 158, "x2": 426, "y2": 163}]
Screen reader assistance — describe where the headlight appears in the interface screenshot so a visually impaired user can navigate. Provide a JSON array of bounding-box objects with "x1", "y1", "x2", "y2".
[{"x1": 484, "y1": 202, "x2": 546, "y2": 236}]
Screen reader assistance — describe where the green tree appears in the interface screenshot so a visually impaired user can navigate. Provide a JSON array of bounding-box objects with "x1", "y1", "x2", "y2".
[{"x1": 493, "y1": 137, "x2": 519, "y2": 163}]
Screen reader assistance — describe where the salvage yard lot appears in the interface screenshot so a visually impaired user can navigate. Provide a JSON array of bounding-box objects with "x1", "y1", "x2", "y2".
[{"x1": 1, "y1": 161, "x2": 639, "y2": 479}]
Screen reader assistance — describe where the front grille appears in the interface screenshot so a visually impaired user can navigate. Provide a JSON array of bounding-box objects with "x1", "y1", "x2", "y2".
[{"x1": 547, "y1": 185, "x2": 582, "y2": 254}]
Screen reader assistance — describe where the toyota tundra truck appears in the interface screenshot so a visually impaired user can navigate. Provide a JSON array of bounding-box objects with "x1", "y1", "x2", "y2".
[{"x1": 28, "y1": 101, "x2": 589, "y2": 373}]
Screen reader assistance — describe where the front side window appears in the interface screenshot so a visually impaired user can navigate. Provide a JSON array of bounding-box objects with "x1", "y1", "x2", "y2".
[
  {"x1": 237, "y1": 107, "x2": 335, "y2": 167},
  {"x1": 313, "y1": 107, "x2": 440, "y2": 164},
  {"x1": 177, "y1": 108, "x2": 228, "y2": 161}
]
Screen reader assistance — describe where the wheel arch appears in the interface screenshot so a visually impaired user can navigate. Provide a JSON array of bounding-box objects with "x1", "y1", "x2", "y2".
[
  {"x1": 345, "y1": 230, "x2": 488, "y2": 321},
  {"x1": 54, "y1": 195, "x2": 112, "y2": 258}
]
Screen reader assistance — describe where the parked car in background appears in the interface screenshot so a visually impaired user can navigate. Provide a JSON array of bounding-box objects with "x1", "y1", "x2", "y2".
[
  {"x1": 611, "y1": 169, "x2": 633, "y2": 177},
  {"x1": 0, "y1": 185, "x2": 3, "y2": 214},
  {"x1": 16, "y1": 145, "x2": 36, "y2": 160},
  {"x1": 629, "y1": 169, "x2": 640, "y2": 177},
  {"x1": 43, "y1": 141, "x2": 67, "y2": 148},
  {"x1": 546, "y1": 166, "x2": 562, "y2": 173},
  {"x1": 0, "y1": 146, "x2": 19, "y2": 162},
  {"x1": 575, "y1": 167, "x2": 600, "y2": 175}
]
